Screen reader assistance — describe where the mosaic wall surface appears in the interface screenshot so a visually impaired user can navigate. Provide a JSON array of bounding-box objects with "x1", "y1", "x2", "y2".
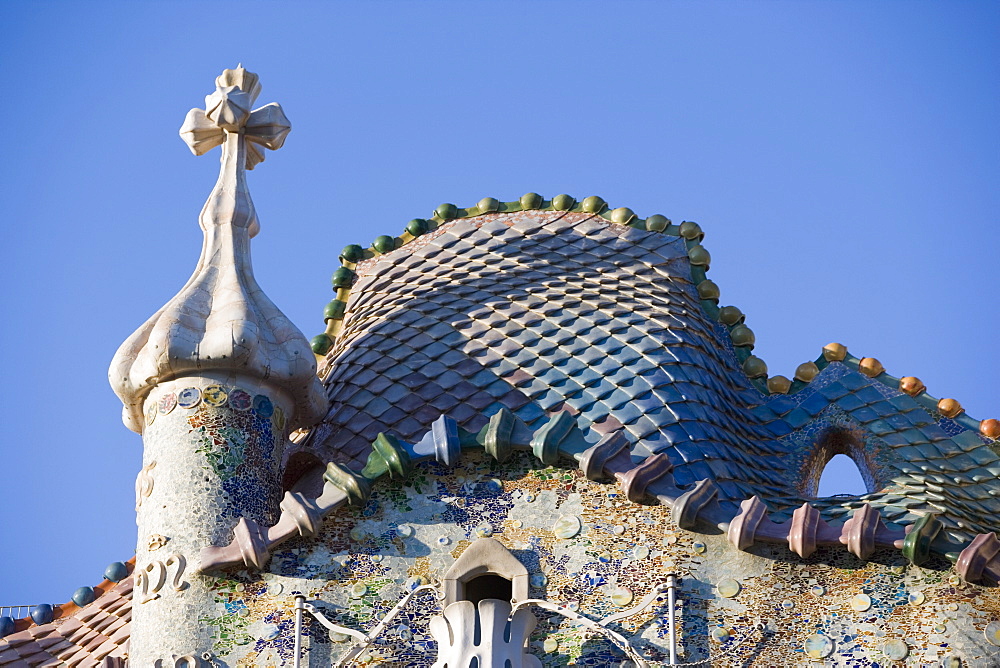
[
  {"x1": 194, "y1": 451, "x2": 1000, "y2": 667},
  {"x1": 132, "y1": 377, "x2": 292, "y2": 666}
]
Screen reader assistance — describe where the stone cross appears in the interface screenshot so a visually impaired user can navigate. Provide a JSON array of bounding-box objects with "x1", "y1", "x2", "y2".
[{"x1": 179, "y1": 64, "x2": 290, "y2": 170}]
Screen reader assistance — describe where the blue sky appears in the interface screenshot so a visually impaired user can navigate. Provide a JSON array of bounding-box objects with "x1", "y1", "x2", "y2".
[{"x1": 0, "y1": 1, "x2": 996, "y2": 608}]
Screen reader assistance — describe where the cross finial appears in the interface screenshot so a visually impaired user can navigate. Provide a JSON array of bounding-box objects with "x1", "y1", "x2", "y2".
[{"x1": 179, "y1": 65, "x2": 290, "y2": 170}]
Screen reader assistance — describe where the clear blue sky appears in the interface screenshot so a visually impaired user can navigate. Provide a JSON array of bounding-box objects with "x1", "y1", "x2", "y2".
[{"x1": 1, "y1": 1, "x2": 996, "y2": 608}]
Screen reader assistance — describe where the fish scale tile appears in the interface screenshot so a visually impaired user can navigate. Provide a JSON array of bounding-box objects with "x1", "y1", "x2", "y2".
[{"x1": 302, "y1": 211, "x2": 1000, "y2": 539}]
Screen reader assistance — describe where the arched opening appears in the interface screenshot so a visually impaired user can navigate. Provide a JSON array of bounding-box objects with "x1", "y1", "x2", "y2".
[
  {"x1": 464, "y1": 574, "x2": 513, "y2": 605},
  {"x1": 817, "y1": 454, "x2": 868, "y2": 497},
  {"x1": 802, "y1": 426, "x2": 876, "y2": 497}
]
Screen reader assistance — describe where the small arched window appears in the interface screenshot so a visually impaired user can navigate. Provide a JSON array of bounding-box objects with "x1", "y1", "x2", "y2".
[
  {"x1": 802, "y1": 427, "x2": 876, "y2": 497},
  {"x1": 817, "y1": 453, "x2": 868, "y2": 497}
]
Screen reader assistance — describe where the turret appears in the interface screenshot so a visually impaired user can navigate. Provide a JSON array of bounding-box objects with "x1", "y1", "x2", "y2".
[{"x1": 109, "y1": 66, "x2": 326, "y2": 665}]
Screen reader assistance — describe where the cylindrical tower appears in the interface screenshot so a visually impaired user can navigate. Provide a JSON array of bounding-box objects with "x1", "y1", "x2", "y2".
[{"x1": 109, "y1": 66, "x2": 326, "y2": 666}]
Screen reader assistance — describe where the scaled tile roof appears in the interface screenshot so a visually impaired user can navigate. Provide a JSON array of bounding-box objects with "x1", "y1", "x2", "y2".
[
  {"x1": 0, "y1": 562, "x2": 132, "y2": 666},
  {"x1": 294, "y1": 198, "x2": 1000, "y2": 547}
]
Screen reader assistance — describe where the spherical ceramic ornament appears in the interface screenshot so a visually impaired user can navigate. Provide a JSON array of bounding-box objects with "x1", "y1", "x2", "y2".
[
  {"x1": 692, "y1": 541, "x2": 706, "y2": 554},
  {"x1": 475, "y1": 523, "x2": 493, "y2": 538},
  {"x1": 933, "y1": 623, "x2": 947, "y2": 633},
  {"x1": 803, "y1": 633, "x2": 835, "y2": 659},
  {"x1": 104, "y1": 561, "x2": 129, "y2": 582},
  {"x1": 177, "y1": 387, "x2": 201, "y2": 409},
  {"x1": 710, "y1": 627, "x2": 730, "y2": 643},
  {"x1": 72, "y1": 586, "x2": 95, "y2": 607},
  {"x1": 942, "y1": 657, "x2": 963, "y2": 668},
  {"x1": 229, "y1": 389, "x2": 252, "y2": 411},
  {"x1": 397, "y1": 524, "x2": 414, "y2": 538},
  {"x1": 850, "y1": 593, "x2": 872, "y2": 611},
  {"x1": 543, "y1": 637, "x2": 559, "y2": 653},
  {"x1": 553, "y1": 515, "x2": 582, "y2": 539},
  {"x1": 350, "y1": 583, "x2": 368, "y2": 598},
  {"x1": 0, "y1": 617, "x2": 15, "y2": 638},
  {"x1": 632, "y1": 545, "x2": 650, "y2": 560},
  {"x1": 268, "y1": 582, "x2": 284, "y2": 595},
  {"x1": 30, "y1": 604, "x2": 53, "y2": 626},
  {"x1": 329, "y1": 630, "x2": 350, "y2": 643},
  {"x1": 717, "y1": 579, "x2": 741, "y2": 598},
  {"x1": 986, "y1": 621, "x2": 1000, "y2": 646},
  {"x1": 613, "y1": 525, "x2": 625, "y2": 536},
  {"x1": 598, "y1": 551, "x2": 613, "y2": 563},
  {"x1": 530, "y1": 574, "x2": 547, "y2": 588},
  {"x1": 881, "y1": 639, "x2": 908, "y2": 661},
  {"x1": 810, "y1": 584, "x2": 826, "y2": 597},
  {"x1": 780, "y1": 600, "x2": 794, "y2": 610},
  {"x1": 908, "y1": 591, "x2": 925, "y2": 606}
]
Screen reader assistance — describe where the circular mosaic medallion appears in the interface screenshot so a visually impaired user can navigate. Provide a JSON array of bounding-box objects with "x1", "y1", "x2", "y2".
[
  {"x1": 598, "y1": 551, "x2": 613, "y2": 563},
  {"x1": 510, "y1": 519, "x2": 522, "y2": 528},
  {"x1": 397, "y1": 625, "x2": 412, "y2": 641},
  {"x1": 485, "y1": 478, "x2": 503, "y2": 493},
  {"x1": 948, "y1": 574, "x2": 962, "y2": 586},
  {"x1": 158, "y1": 392, "x2": 177, "y2": 415},
  {"x1": 396, "y1": 524, "x2": 414, "y2": 538},
  {"x1": 228, "y1": 389, "x2": 251, "y2": 411},
  {"x1": 145, "y1": 403, "x2": 157, "y2": 426},
  {"x1": 329, "y1": 630, "x2": 350, "y2": 643},
  {"x1": 934, "y1": 623, "x2": 947, "y2": 633},
  {"x1": 474, "y1": 523, "x2": 493, "y2": 538},
  {"x1": 850, "y1": 593, "x2": 872, "y2": 611},
  {"x1": 524, "y1": 493, "x2": 535, "y2": 502},
  {"x1": 262, "y1": 624, "x2": 280, "y2": 640},
  {"x1": 268, "y1": 582, "x2": 284, "y2": 595},
  {"x1": 553, "y1": 515, "x2": 582, "y2": 539},
  {"x1": 530, "y1": 574, "x2": 547, "y2": 587},
  {"x1": 633, "y1": 545, "x2": 650, "y2": 560},
  {"x1": 942, "y1": 656, "x2": 962, "y2": 668},
  {"x1": 986, "y1": 621, "x2": 1000, "y2": 646},
  {"x1": 803, "y1": 633, "x2": 835, "y2": 659},
  {"x1": 543, "y1": 637, "x2": 559, "y2": 652},
  {"x1": 202, "y1": 385, "x2": 228, "y2": 407},
  {"x1": 610, "y1": 587, "x2": 634, "y2": 606},
  {"x1": 350, "y1": 583, "x2": 367, "y2": 598},
  {"x1": 177, "y1": 387, "x2": 201, "y2": 409},
  {"x1": 612, "y1": 525, "x2": 625, "y2": 536},
  {"x1": 349, "y1": 527, "x2": 368, "y2": 542},
  {"x1": 717, "y1": 579, "x2": 741, "y2": 599},
  {"x1": 566, "y1": 601, "x2": 579, "y2": 611},
  {"x1": 881, "y1": 639, "x2": 908, "y2": 661},
  {"x1": 781, "y1": 599, "x2": 795, "y2": 610},
  {"x1": 692, "y1": 541, "x2": 706, "y2": 554},
  {"x1": 436, "y1": 536, "x2": 450, "y2": 546},
  {"x1": 946, "y1": 602, "x2": 959, "y2": 612},
  {"x1": 810, "y1": 584, "x2": 826, "y2": 597},
  {"x1": 710, "y1": 627, "x2": 730, "y2": 643},
  {"x1": 907, "y1": 591, "x2": 925, "y2": 606},
  {"x1": 370, "y1": 554, "x2": 383, "y2": 563},
  {"x1": 253, "y1": 394, "x2": 274, "y2": 418}
]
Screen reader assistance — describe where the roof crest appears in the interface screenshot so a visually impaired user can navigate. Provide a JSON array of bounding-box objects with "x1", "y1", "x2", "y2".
[{"x1": 307, "y1": 194, "x2": 997, "y2": 438}]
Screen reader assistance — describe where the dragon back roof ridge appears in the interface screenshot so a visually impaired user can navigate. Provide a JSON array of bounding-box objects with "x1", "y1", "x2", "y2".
[{"x1": 288, "y1": 197, "x2": 999, "y2": 559}]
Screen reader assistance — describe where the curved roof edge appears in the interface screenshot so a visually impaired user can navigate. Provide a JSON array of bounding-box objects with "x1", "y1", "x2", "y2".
[{"x1": 306, "y1": 194, "x2": 997, "y2": 439}]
